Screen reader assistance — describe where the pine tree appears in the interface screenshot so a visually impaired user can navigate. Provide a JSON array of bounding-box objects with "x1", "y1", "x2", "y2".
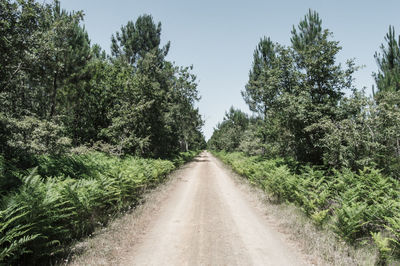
[
  {"x1": 242, "y1": 37, "x2": 277, "y2": 116},
  {"x1": 291, "y1": 9, "x2": 322, "y2": 52},
  {"x1": 288, "y1": 9, "x2": 355, "y2": 164},
  {"x1": 111, "y1": 14, "x2": 170, "y2": 66},
  {"x1": 374, "y1": 26, "x2": 400, "y2": 93}
]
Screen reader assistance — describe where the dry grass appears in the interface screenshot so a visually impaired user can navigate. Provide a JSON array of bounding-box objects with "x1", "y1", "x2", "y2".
[
  {"x1": 214, "y1": 157, "x2": 379, "y2": 266},
  {"x1": 60, "y1": 163, "x2": 193, "y2": 266}
]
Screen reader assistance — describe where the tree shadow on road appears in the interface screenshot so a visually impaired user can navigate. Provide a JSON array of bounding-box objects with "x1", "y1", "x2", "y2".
[{"x1": 192, "y1": 157, "x2": 210, "y2": 163}]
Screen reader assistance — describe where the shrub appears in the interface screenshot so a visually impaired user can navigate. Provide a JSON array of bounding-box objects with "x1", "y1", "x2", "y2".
[
  {"x1": 212, "y1": 151, "x2": 400, "y2": 262},
  {"x1": 0, "y1": 150, "x2": 196, "y2": 265}
]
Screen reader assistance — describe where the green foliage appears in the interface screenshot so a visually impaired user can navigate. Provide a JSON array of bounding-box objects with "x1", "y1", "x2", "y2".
[
  {"x1": 316, "y1": 90, "x2": 400, "y2": 178},
  {"x1": 334, "y1": 201, "x2": 368, "y2": 243},
  {"x1": 213, "y1": 9, "x2": 356, "y2": 164},
  {"x1": 111, "y1": 14, "x2": 169, "y2": 66},
  {"x1": 0, "y1": 202, "x2": 40, "y2": 262},
  {"x1": 372, "y1": 91, "x2": 400, "y2": 177},
  {"x1": 0, "y1": 150, "x2": 197, "y2": 265},
  {"x1": 103, "y1": 17, "x2": 205, "y2": 157},
  {"x1": 311, "y1": 209, "x2": 330, "y2": 226},
  {"x1": 237, "y1": 122, "x2": 264, "y2": 156},
  {"x1": 0, "y1": 5, "x2": 205, "y2": 263},
  {"x1": 242, "y1": 37, "x2": 279, "y2": 115},
  {"x1": 0, "y1": 114, "x2": 73, "y2": 193},
  {"x1": 0, "y1": 0, "x2": 45, "y2": 117},
  {"x1": 213, "y1": 151, "x2": 400, "y2": 262},
  {"x1": 0, "y1": 0, "x2": 91, "y2": 120},
  {"x1": 0, "y1": 0, "x2": 205, "y2": 161},
  {"x1": 386, "y1": 214, "x2": 400, "y2": 255},
  {"x1": 374, "y1": 26, "x2": 400, "y2": 93},
  {"x1": 208, "y1": 8, "x2": 400, "y2": 265},
  {"x1": 35, "y1": 153, "x2": 101, "y2": 180},
  {"x1": 207, "y1": 108, "x2": 251, "y2": 152},
  {"x1": 210, "y1": 10, "x2": 400, "y2": 179},
  {"x1": 0, "y1": 0, "x2": 195, "y2": 264},
  {"x1": 371, "y1": 232, "x2": 392, "y2": 264},
  {"x1": 0, "y1": 155, "x2": 4, "y2": 179},
  {"x1": 2, "y1": 115, "x2": 71, "y2": 156},
  {"x1": 172, "y1": 150, "x2": 200, "y2": 167},
  {"x1": 288, "y1": 10, "x2": 356, "y2": 164}
]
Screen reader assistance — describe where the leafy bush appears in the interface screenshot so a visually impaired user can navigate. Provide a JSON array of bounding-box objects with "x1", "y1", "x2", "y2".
[
  {"x1": 0, "y1": 151, "x2": 196, "y2": 265},
  {"x1": 212, "y1": 151, "x2": 400, "y2": 262},
  {"x1": 386, "y1": 215, "x2": 400, "y2": 250},
  {"x1": 3, "y1": 115, "x2": 71, "y2": 156}
]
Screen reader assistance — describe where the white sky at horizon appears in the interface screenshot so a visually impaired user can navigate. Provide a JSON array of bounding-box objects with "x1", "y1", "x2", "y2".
[{"x1": 53, "y1": 0, "x2": 400, "y2": 140}]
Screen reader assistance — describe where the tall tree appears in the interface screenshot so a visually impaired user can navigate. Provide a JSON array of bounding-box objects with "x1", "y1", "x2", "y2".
[
  {"x1": 166, "y1": 66, "x2": 203, "y2": 152},
  {"x1": 242, "y1": 37, "x2": 277, "y2": 116},
  {"x1": 0, "y1": 0, "x2": 93, "y2": 158},
  {"x1": 288, "y1": 9, "x2": 355, "y2": 163},
  {"x1": 64, "y1": 45, "x2": 115, "y2": 145},
  {"x1": 107, "y1": 15, "x2": 204, "y2": 157},
  {"x1": 111, "y1": 14, "x2": 170, "y2": 66},
  {"x1": 0, "y1": 0, "x2": 44, "y2": 117},
  {"x1": 291, "y1": 9, "x2": 347, "y2": 107},
  {"x1": 374, "y1": 26, "x2": 400, "y2": 93},
  {"x1": 243, "y1": 39, "x2": 298, "y2": 156},
  {"x1": 0, "y1": 0, "x2": 92, "y2": 122},
  {"x1": 240, "y1": 10, "x2": 356, "y2": 164},
  {"x1": 31, "y1": 0, "x2": 91, "y2": 119},
  {"x1": 291, "y1": 9, "x2": 322, "y2": 52}
]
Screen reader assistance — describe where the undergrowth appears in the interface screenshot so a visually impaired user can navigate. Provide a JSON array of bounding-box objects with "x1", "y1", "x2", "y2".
[
  {"x1": 212, "y1": 151, "x2": 400, "y2": 265},
  {"x1": 0, "y1": 150, "x2": 199, "y2": 265}
]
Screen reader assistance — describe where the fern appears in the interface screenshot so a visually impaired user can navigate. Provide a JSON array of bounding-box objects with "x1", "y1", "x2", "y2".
[
  {"x1": 371, "y1": 232, "x2": 392, "y2": 263},
  {"x1": 0, "y1": 151, "x2": 191, "y2": 265},
  {"x1": 212, "y1": 151, "x2": 400, "y2": 262}
]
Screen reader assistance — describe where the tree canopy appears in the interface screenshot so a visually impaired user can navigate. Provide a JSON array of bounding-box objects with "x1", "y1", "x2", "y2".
[
  {"x1": 0, "y1": 0, "x2": 205, "y2": 193},
  {"x1": 209, "y1": 9, "x2": 400, "y2": 178}
]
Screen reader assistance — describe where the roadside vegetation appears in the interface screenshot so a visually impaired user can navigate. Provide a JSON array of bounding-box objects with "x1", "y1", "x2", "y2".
[
  {"x1": 213, "y1": 151, "x2": 399, "y2": 264},
  {"x1": 1, "y1": 151, "x2": 198, "y2": 265},
  {"x1": 0, "y1": 0, "x2": 204, "y2": 264},
  {"x1": 208, "y1": 10, "x2": 400, "y2": 264}
]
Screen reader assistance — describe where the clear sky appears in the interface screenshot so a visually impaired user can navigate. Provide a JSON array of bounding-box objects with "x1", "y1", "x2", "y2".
[{"x1": 53, "y1": 0, "x2": 400, "y2": 140}]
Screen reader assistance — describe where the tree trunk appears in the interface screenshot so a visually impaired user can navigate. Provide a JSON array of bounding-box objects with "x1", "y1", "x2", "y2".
[{"x1": 50, "y1": 72, "x2": 57, "y2": 118}]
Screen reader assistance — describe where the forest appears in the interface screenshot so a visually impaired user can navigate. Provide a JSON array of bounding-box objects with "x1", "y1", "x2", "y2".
[
  {"x1": 208, "y1": 10, "x2": 400, "y2": 263},
  {"x1": 0, "y1": 0, "x2": 204, "y2": 264}
]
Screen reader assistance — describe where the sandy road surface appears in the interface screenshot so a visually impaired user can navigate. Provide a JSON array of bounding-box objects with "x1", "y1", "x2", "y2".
[{"x1": 125, "y1": 151, "x2": 306, "y2": 266}]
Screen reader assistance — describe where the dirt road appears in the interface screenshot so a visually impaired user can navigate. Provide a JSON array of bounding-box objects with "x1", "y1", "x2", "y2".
[{"x1": 125, "y1": 151, "x2": 306, "y2": 265}]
